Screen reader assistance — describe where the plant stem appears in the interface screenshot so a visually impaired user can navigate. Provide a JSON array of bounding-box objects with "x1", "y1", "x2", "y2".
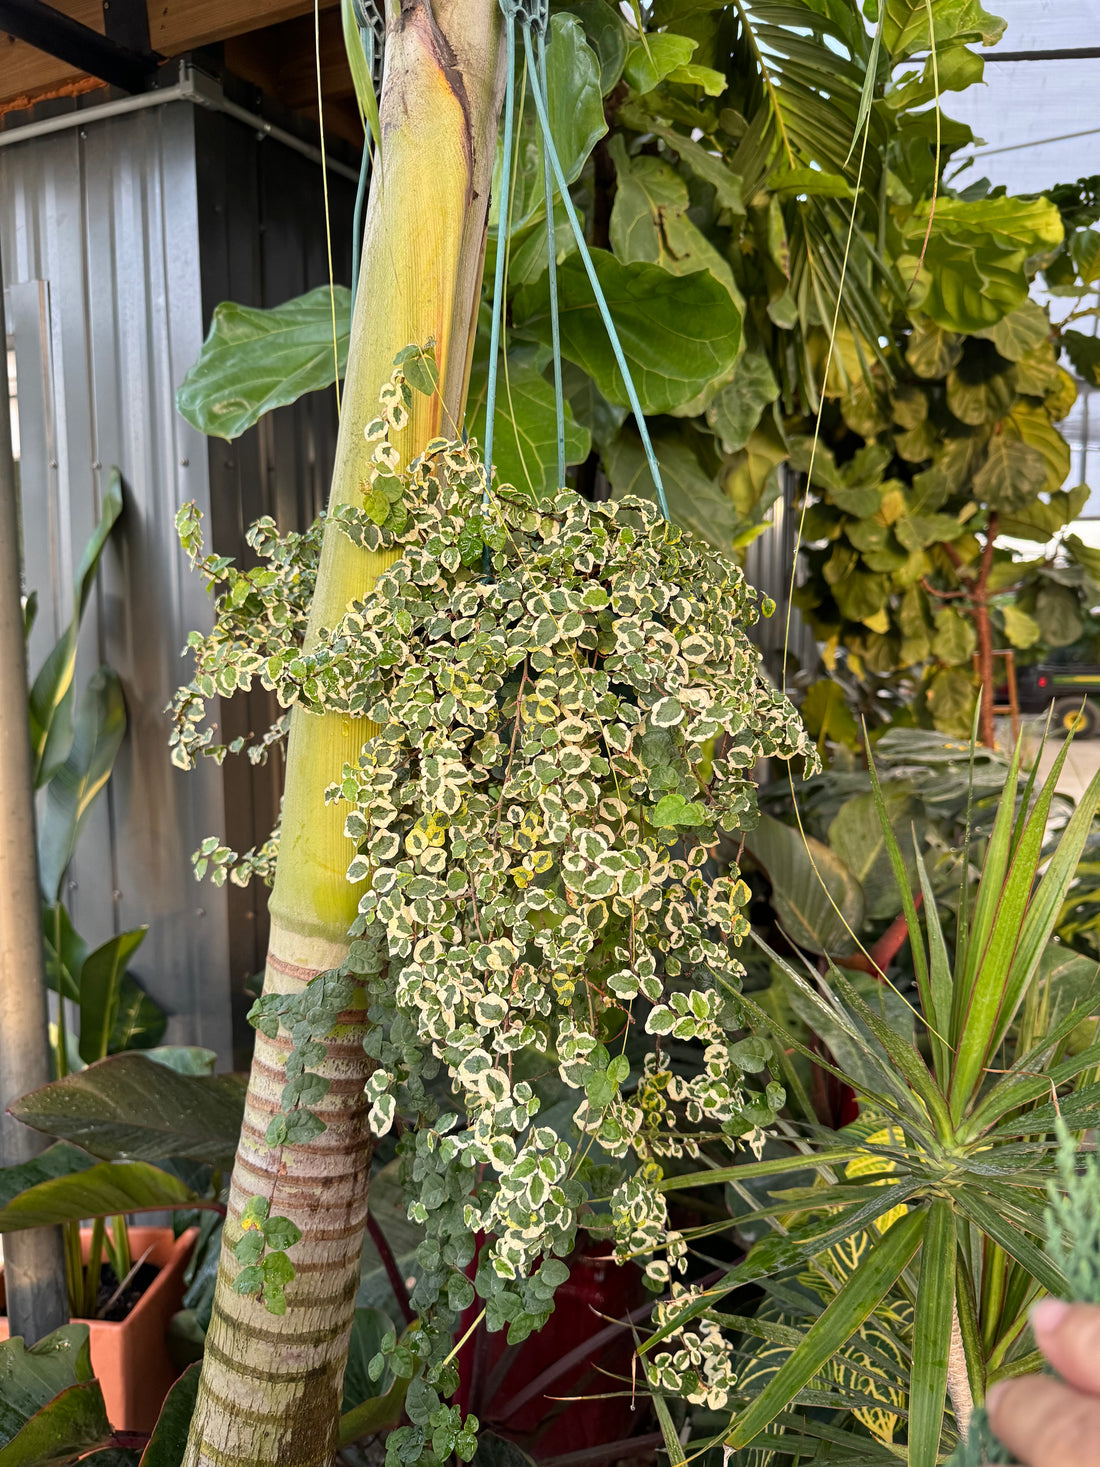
[
  {"x1": 365, "y1": 1211, "x2": 414, "y2": 1325},
  {"x1": 182, "y1": 7, "x2": 507, "y2": 1465},
  {"x1": 972, "y1": 517, "x2": 998, "y2": 750},
  {"x1": 83, "y1": 1217, "x2": 106, "y2": 1319}
]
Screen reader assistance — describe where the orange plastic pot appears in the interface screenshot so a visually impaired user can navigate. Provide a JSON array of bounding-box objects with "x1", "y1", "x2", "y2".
[{"x1": 0, "y1": 1225, "x2": 197, "y2": 1432}]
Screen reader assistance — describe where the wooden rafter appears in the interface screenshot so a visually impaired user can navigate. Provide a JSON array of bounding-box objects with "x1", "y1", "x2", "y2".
[{"x1": 0, "y1": 0, "x2": 341, "y2": 112}]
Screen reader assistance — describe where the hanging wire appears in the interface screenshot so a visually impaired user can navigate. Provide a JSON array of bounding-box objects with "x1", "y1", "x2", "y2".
[
  {"x1": 482, "y1": 15, "x2": 518, "y2": 503},
  {"x1": 350, "y1": 0, "x2": 386, "y2": 305},
  {"x1": 535, "y1": 25, "x2": 565, "y2": 490},
  {"x1": 486, "y1": 0, "x2": 670, "y2": 522}
]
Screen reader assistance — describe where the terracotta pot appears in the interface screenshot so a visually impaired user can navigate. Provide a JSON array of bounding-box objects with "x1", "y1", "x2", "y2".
[{"x1": 0, "y1": 1225, "x2": 197, "y2": 1432}]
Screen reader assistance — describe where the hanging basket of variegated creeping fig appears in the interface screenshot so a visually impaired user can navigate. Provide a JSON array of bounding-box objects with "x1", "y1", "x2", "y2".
[{"x1": 171, "y1": 356, "x2": 817, "y2": 1458}]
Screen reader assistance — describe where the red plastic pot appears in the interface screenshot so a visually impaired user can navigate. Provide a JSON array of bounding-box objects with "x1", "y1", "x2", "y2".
[
  {"x1": 457, "y1": 1235, "x2": 647, "y2": 1458},
  {"x1": 0, "y1": 1225, "x2": 197, "y2": 1432}
]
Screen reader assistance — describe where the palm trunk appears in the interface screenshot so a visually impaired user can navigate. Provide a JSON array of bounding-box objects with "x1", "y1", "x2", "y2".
[{"x1": 184, "y1": 7, "x2": 506, "y2": 1463}]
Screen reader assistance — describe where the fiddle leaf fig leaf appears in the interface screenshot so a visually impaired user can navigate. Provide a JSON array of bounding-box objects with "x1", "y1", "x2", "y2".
[
  {"x1": 880, "y1": 0, "x2": 1006, "y2": 61},
  {"x1": 1062, "y1": 328, "x2": 1100, "y2": 387},
  {"x1": 513, "y1": 249, "x2": 741, "y2": 416},
  {"x1": 492, "y1": 14, "x2": 606, "y2": 233},
  {"x1": 623, "y1": 32, "x2": 697, "y2": 93},
  {"x1": 467, "y1": 362, "x2": 590, "y2": 500},
  {"x1": 903, "y1": 196, "x2": 1064, "y2": 333},
  {"x1": 604, "y1": 427, "x2": 738, "y2": 550},
  {"x1": 175, "y1": 287, "x2": 351, "y2": 440}
]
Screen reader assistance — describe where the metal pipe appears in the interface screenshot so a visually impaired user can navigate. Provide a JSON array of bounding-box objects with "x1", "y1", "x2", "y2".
[
  {"x1": 0, "y1": 237, "x2": 69, "y2": 1346},
  {"x1": 0, "y1": 61, "x2": 361, "y2": 182}
]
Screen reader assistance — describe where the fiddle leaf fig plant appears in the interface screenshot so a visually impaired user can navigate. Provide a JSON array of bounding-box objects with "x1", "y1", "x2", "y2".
[{"x1": 172, "y1": 355, "x2": 815, "y2": 1462}]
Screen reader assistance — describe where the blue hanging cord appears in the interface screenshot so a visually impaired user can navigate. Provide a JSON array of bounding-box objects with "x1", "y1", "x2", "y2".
[
  {"x1": 535, "y1": 26, "x2": 565, "y2": 490},
  {"x1": 350, "y1": 9, "x2": 381, "y2": 306},
  {"x1": 517, "y1": 19, "x2": 670, "y2": 521},
  {"x1": 482, "y1": 17, "x2": 518, "y2": 500}
]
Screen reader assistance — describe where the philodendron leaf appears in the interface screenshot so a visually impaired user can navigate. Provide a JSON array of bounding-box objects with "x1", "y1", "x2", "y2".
[
  {"x1": 0, "y1": 1142, "x2": 211, "y2": 1230},
  {"x1": 175, "y1": 286, "x2": 352, "y2": 440},
  {"x1": 37, "y1": 667, "x2": 126, "y2": 904},
  {"x1": 467, "y1": 361, "x2": 591, "y2": 499},
  {"x1": 747, "y1": 812, "x2": 865, "y2": 956},
  {"x1": 513, "y1": 250, "x2": 741, "y2": 415},
  {"x1": 139, "y1": 1362, "x2": 200, "y2": 1467},
  {"x1": 492, "y1": 14, "x2": 606, "y2": 233},
  {"x1": 9, "y1": 1052, "x2": 247, "y2": 1167},
  {"x1": 77, "y1": 927, "x2": 148, "y2": 1066},
  {"x1": 28, "y1": 472, "x2": 123, "y2": 789},
  {"x1": 0, "y1": 1325, "x2": 110, "y2": 1467},
  {"x1": 41, "y1": 903, "x2": 87, "y2": 1002},
  {"x1": 903, "y1": 196, "x2": 1064, "y2": 332}
]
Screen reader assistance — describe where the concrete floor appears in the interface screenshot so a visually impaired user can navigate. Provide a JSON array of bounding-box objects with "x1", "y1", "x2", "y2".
[{"x1": 1031, "y1": 725, "x2": 1100, "y2": 802}]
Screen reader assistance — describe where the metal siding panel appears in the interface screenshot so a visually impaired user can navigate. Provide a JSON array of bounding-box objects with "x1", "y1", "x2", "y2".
[
  {"x1": 0, "y1": 104, "x2": 234, "y2": 1061},
  {"x1": 2, "y1": 93, "x2": 357, "y2": 1067}
]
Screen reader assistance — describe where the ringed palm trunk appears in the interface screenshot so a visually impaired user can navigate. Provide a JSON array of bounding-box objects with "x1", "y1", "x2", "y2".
[{"x1": 184, "y1": 7, "x2": 506, "y2": 1463}]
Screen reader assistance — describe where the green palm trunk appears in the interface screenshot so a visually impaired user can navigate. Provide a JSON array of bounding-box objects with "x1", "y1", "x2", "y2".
[{"x1": 183, "y1": 7, "x2": 506, "y2": 1463}]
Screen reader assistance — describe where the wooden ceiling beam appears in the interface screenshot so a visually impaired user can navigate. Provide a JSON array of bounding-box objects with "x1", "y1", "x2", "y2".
[{"x1": 0, "y1": 0, "x2": 340, "y2": 111}]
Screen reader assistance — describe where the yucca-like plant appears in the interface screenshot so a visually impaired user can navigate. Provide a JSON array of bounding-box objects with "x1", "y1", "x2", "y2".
[
  {"x1": 949, "y1": 1118, "x2": 1100, "y2": 1467},
  {"x1": 636, "y1": 731, "x2": 1100, "y2": 1467}
]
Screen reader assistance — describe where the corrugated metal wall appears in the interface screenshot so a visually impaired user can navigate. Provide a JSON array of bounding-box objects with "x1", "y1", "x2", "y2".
[
  {"x1": 2, "y1": 95, "x2": 354, "y2": 1066},
  {"x1": 743, "y1": 467, "x2": 819, "y2": 685}
]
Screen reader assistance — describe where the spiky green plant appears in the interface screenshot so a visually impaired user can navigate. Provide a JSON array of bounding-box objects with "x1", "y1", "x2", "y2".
[{"x1": 950, "y1": 1120, "x2": 1100, "y2": 1466}]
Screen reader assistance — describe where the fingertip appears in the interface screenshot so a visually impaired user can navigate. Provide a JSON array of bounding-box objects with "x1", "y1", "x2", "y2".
[{"x1": 1031, "y1": 1296, "x2": 1071, "y2": 1340}]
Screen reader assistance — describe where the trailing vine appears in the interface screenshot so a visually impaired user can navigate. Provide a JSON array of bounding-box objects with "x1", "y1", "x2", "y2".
[{"x1": 172, "y1": 352, "x2": 815, "y2": 1462}]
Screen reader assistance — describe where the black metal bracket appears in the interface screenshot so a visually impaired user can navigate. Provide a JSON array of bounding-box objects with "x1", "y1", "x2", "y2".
[
  {"x1": 0, "y1": 0, "x2": 161, "y2": 93},
  {"x1": 101, "y1": 0, "x2": 151, "y2": 57}
]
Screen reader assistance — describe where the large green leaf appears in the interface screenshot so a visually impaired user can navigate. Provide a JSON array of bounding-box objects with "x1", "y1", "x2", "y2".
[
  {"x1": 28, "y1": 473, "x2": 123, "y2": 789},
  {"x1": 108, "y1": 972, "x2": 167, "y2": 1055},
  {"x1": 0, "y1": 1143, "x2": 210, "y2": 1231},
  {"x1": 513, "y1": 249, "x2": 741, "y2": 415},
  {"x1": 175, "y1": 287, "x2": 351, "y2": 441},
  {"x1": 909, "y1": 1203, "x2": 957, "y2": 1467},
  {"x1": 467, "y1": 361, "x2": 590, "y2": 500},
  {"x1": 493, "y1": 14, "x2": 606, "y2": 233},
  {"x1": 827, "y1": 791, "x2": 915, "y2": 922},
  {"x1": 569, "y1": 1, "x2": 628, "y2": 94},
  {"x1": 724, "y1": 1210, "x2": 925, "y2": 1449},
  {"x1": 77, "y1": 927, "x2": 148, "y2": 1066},
  {"x1": 338, "y1": 1307, "x2": 408, "y2": 1446},
  {"x1": 139, "y1": 1363, "x2": 200, "y2": 1467},
  {"x1": 880, "y1": 0, "x2": 1006, "y2": 60},
  {"x1": 608, "y1": 136, "x2": 740, "y2": 304},
  {"x1": 0, "y1": 1326, "x2": 110, "y2": 1467},
  {"x1": 748, "y1": 812, "x2": 865, "y2": 956},
  {"x1": 604, "y1": 427, "x2": 739, "y2": 550},
  {"x1": 1063, "y1": 328, "x2": 1100, "y2": 387},
  {"x1": 37, "y1": 668, "x2": 126, "y2": 904},
  {"x1": 9, "y1": 1053, "x2": 247, "y2": 1167},
  {"x1": 903, "y1": 196, "x2": 1064, "y2": 333},
  {"x1": 707, "y1": 351, "x2": 779, "y2": 455},
  {"x1": 41, "y1": 903, "x2": 87, "y2": 1003}
]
